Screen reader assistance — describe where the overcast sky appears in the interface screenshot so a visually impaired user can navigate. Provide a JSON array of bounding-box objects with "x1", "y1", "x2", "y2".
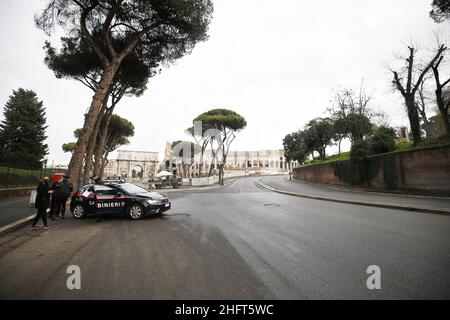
[{"x1": 0, "y1": 0, "x2": 449, "y2": 165}]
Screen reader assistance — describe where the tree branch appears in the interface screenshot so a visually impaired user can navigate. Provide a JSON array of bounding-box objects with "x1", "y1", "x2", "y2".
[{"x1": 75, "y1": 0, "x2": 110, "y2": 67}]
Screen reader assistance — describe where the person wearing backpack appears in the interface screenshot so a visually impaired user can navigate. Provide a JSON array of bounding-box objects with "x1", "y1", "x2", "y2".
[{"x1": 54, "y1": 176, "x2": 73, "y2": 219}]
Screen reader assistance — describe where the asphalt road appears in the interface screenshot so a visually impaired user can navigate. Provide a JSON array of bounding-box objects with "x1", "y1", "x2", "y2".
[
  {"x1": 260, "y1": 175, "x2": 450, "y2": 210},
  {"x1": 0, "y1": 196, "x2": 33, "y2": 227},
  {"x1": 0, "y1": 177, "x2": 449, "y2": 299}
]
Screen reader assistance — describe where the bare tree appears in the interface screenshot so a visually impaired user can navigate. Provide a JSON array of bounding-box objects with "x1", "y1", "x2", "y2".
[
  {"x1": 328, "y1": 83, "x2": 374, "y2": 145},
  {"x1": 431, "y1": 51, "x2": 450, "y2": 136},
  {"x1": 391, "y1": 44, "x2": 446, "y2": 145},
  {"x1": 416, "y1": 75, "x2": 434, "y2": 137}
]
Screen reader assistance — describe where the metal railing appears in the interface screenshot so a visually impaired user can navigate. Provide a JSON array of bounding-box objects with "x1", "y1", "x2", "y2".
[{"x1": 0, "y1": 166, "x2": 67, "y2": 189}]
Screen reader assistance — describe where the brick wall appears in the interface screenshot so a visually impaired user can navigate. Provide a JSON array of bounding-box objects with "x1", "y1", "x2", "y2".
[{"x1": 293, "y1": 146, "x2": 450, "y2": 195}]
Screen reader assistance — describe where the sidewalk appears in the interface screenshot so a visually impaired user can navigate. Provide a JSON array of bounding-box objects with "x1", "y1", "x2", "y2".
[{"x1": 258, "y1": 175, "x2": 450, "y2": 215}]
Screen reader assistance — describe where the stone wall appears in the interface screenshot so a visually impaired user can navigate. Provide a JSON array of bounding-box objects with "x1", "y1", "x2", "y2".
[
  {"x1": 293, "y1": 146, "x2": 450, "y2": 195},
  {"x1": 0, "y1": 187, "x2": 33, "y2": 200}
]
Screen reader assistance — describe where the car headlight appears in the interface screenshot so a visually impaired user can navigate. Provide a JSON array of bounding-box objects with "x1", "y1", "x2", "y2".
[{"x1": 146, "y1": 199, "x2": 160, "y2": 205}]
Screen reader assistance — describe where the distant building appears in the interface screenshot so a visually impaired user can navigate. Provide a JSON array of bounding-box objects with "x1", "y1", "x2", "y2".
[
  {"x1": 103, "y1": 150, "x2": 159, "y2": 182},
  {"x1": 162, "y1": 142, "x2": 297, "y2": 178},
  {"x1": 396, "y1": 126, "x2": 410, "y2": 142},
  {"x1": 427, "y1": 114, "x2": 449, "y2": 137}
]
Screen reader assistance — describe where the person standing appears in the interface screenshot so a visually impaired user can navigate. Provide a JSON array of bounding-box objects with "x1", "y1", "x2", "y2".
[
  {"x1": 48, "y1": 179, "x2": 59, "y2": 220},
  {"x1": 32, "y1": 177, "x2": 52, "y2": 230},
  {"x1": 55, "y1": 176, "x2": 73, "y2": 219},
  {"x1": 91, "y1": 175, "x2": 104, "y2": 185}
]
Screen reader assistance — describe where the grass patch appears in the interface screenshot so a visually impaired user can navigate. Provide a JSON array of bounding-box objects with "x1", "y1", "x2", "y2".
[
  {"x1": 298, "y1": 135, "x2": 450, "y2": 169},
  {"x1": 395, "y1": 140, "x2": 413, "y2": 151},
  {"x1": 394, "y1": 135, "x2": 450, "y2": 153},
  {"x1": 0, "y1": 166, "x2": 65, "y2": 188},
  {"x1": 300, "y1": 152, "x2": 350, "y2": 168}
]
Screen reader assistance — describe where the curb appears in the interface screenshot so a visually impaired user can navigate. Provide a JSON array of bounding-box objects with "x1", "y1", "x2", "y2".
[
  {"x1": 152, "y1": 176, "x2": 245, "y2": 193},
  {"x1": 284, "y1": 177, "x2": 450, "y2": 200},
  {"x1": 0, "y1": 215, "x2": 34, "y2": 236},
  {"x1": 255, "y1": 179, "x2": 450, "y2": 216}
]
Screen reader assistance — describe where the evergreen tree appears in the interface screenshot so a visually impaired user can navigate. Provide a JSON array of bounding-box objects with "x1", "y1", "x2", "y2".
[{"x1": 0, "y1": 89, "x2": 48, "y2": 169}]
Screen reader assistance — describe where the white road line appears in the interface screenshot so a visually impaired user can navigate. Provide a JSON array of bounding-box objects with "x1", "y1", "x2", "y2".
[{"x1": 240, "y1": 180, "x2": 245, "y2": 194}]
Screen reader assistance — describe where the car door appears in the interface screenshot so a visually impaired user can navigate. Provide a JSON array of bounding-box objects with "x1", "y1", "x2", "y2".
[
  {"x1": 80, "y1": 186, "x2": 96, "y2": 215},
  {"x1": 94, "y1": 185, "x2": 125, "y2": 215}
]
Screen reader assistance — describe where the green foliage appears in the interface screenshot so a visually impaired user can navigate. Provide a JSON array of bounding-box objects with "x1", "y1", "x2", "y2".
[
  {"x1": 36, "y1": 0, "x2": 214, "y2": 71},
  {"x1": 62, "y1": 142, "x2": 77, "y2": 154},
  {"x1": 172, "y1": 140, "x2": 196, "y2": 161},
  {"x1": 194, "y1": 108, "x2": 246, "y2": 184},
  {"x1": 195, "y1": 109, "x2": 247, "y2": 132},
  {"x1": 0, "y1": 166, "x2": 41, "y2": 188},
  {"x1": 0, "y1": 166, "x2": 67, "y2": 188},
  {"x1": 369, "y1": 126, "x2": 396, "y2": 155},
  {"x1": 350, "y1": 140, "x2": 371, "y2": 163},
  {"x1": 300, "y1": 152, "x2": 350, "y2": 168},
  {"x1": 395, "y1": 135, "x2": 450, "y2": 152},
  {"x1": 283, "y1": 131, "x2": 307, "y2": 164},
  {"x1": 380, "y1": 154, "x2": 397, "y2": 189},
  {"x1": 304, "y1": 118, "x2": 335, "y2": 159},
  {"x1": 328, "y1": 87, "x2": 374, "y2": 144},
  {"x1": 105, "y1": 115, "x2": 135, "y2": 153},
  {"x1": 343, "y1": 113, "x2": 373, "y2": 143},
  {"x1": 74, "y1": 128, "x2": 83, "y2": 139},
  {"x1": 333, "y1": 160, "x2": 363, "y2": 186},
  {"x1": 333, "y1": 137, "x2": 398, "y2": 188},
  {"x1": 0, "y1": 89, "x2": 48, "y2": 169},
  {"x1": 331, "y1": 140, "x2": 374, "y2": 186},
  {"x1": 416, "y1": 135, "x2": 450, "y2": 149},
  {"x1": 395, "y1": 140, "x2": 414, "y2": 151},
  {"x1": 44, "y1": 34, "x2": 150, "y2": 96},
  {"x1": 430, "y1": 0, "x2": 450, "y2": 22}
]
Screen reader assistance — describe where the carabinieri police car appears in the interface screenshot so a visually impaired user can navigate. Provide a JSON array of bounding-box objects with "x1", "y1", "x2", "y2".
[{"x1": 70, "y1": 183, "x2": 171, "y2": 220}]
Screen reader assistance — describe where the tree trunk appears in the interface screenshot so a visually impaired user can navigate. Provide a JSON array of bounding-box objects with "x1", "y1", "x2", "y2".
[
  {"x1": 83, "y1": 109, "x2": 106, "y2": 185},
  {"x1": 435, "y1": 88, "x2": 450, "y2": 137},
  {"x1": 440, "y1": 111, "x2": 450, "y2": 137},
  {"x1": 288, "y1": 161, "x2": 292, "y2": 181},
  {"x1": 218, "y1": 164, "x2": 224, "y2": 186},
  {"x1": 338, "y1": 138, "x2": 342, "y2": 155},
  {"x1": 67, "y1": 64, "x2": 119, "y2": 190},
  {"x1": 83, "y1": 139, "x2": 95, "y2": 185},
  {"x1": 99, "y1": 152, "x2": 109, "y2": 178},
  {"x1": 208, "y1": 154, "x2": 216, "y2": 177},
  {"x1": 198, "y1": 148, "x2": 205, "y2": 177},
  {"x1": 437, "y1": 102, "x2": 450, "y2": 136},
  {"x1": 93, "y1": 120, "x2": 109, "y2": 176},
  {"x1": 406, "y1": 97, "x2": 422, "y2": 145}
]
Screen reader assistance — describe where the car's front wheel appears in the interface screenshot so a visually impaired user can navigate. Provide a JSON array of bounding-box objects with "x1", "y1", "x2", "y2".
[
  {"x1": 72, "y1": 205, "x2": 86, "y2": 219},
  {"x1": 128, "y1": 204, "x2": 144, "y2": 220}
]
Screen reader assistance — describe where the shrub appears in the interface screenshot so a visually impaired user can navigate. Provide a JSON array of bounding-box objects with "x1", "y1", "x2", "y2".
[
  {"x1": 368, "y1": 126, "x2": 396, "y2": 155},
  {"x1": 369, "y1": 133, "x2": 396, "y2": 155},
  {"x1": 350, "y1": 140, "x2": 371, "y2": 163}
]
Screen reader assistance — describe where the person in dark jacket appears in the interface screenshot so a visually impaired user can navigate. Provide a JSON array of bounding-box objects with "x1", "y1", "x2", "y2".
[
  {"x1": 32, "y1": 177, "x2": 53, "y2": 229},
  {"x1": 55, "y1": 176, "x2": 73, "y2": 219},
  {"x1": 48, "y1": 180, "x2": 59, "y2": 220},
  {"x1": 91, "y1": 176, "x2": 104, "y2": 185}
]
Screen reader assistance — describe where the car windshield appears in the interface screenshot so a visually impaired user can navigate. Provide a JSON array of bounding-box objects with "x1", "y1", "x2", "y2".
[{"x1": 119, "y1": 183, "x2": 149, "y2": 195}]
